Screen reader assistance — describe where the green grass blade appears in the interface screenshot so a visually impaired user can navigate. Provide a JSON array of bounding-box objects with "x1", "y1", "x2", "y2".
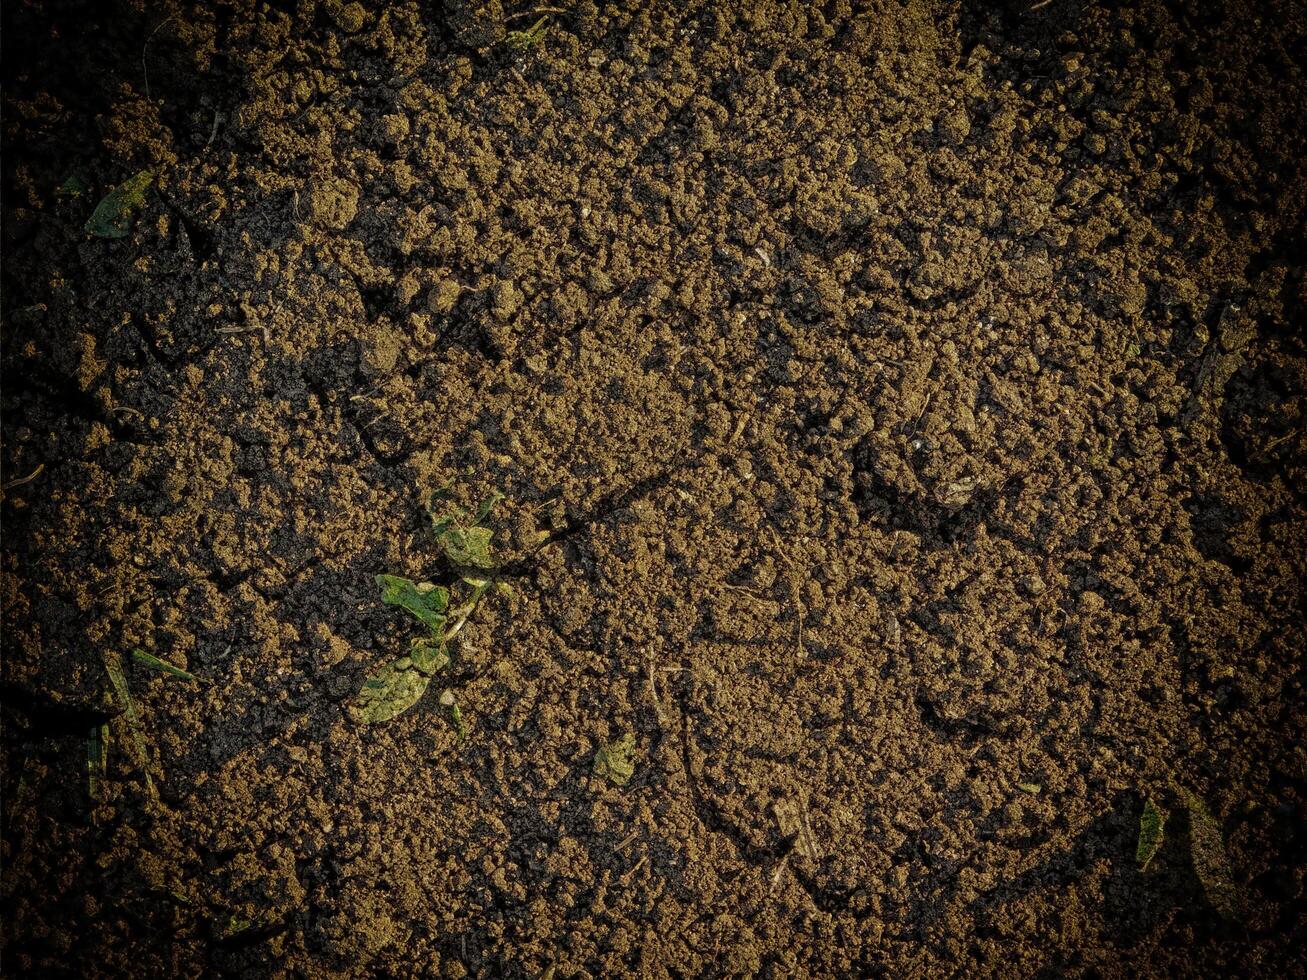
[
  {"x1": 86, "y1": 724, "x2": 109, "y2": 800},
  {"x1": 104, "y1": 650, "x2": 157, "y2": 798},
  {"x1": 132, "y1": 648, "x2": 200, "y2": 682}
]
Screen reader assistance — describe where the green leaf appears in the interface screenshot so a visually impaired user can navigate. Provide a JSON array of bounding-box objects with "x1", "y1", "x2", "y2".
[
  {"x1": 1181, "y1": 789, "x2": 1239, "y2": 919},
  {"x1": 438, "y1": 525, "x2": 496, "y2": 569},
  {"x1": 593, "y1": 733, "x2": 637, "y2": 786},
  {"x1": 427, "y1": 484, "x2": 503, "y2": 567},
  {"x1": 354, "y1": 657, "x2": 433, "y2": 723},
  {"x1": 409, "y1": 638, "x2": 449, "y2": 675},
  {"x1": 85, "y1": 170, "x2": 153, "y2": 238},
  {"x1": 132, "y1": 648, "x2": 200, "y2": 682},
  {"x1": 377, "y1": 575, "x2": 449, "y2": 632},
  {"x1": 1136, "y1": 797, "x2": 1166, "y2": 871}
]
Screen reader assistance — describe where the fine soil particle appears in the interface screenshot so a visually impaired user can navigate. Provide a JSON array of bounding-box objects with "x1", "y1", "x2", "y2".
[{"x1": 3, "y1": 0, "x2": 1306, "y2": 976}]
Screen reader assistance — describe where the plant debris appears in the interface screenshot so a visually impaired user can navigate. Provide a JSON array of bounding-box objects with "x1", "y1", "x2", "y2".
[{"x1": 594, "y1": 733, "x2": 636, "y2": 786}]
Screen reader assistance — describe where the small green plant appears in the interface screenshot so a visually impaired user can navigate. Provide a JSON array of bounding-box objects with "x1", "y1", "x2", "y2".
[
  {"x1": 1136, "y1": 797, "x2": 1166, "y2": 871},
  {"x1": 85, "y1": 170, "x2": 153, "y2": 238},
  {"x1": 505, "y1": 15, "x2": 549, "y2": 50},
  {"x1": 102, "y1": 650, "x2": 153, "y2": 798},
  {"x1": 440, "y1": 689, "x2": 466, "y2": 739},
  {"x1": 354, "y1": 486, "x2": 511, "y2": 726},
  {"x1": 56, "y1": 175, "x2": 88, "y2": 199}
]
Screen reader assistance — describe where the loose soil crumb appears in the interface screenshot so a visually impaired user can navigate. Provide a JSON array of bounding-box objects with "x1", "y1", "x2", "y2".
[{"x1": 3, "y1": 0, "x2": 1305, "y2": 976}]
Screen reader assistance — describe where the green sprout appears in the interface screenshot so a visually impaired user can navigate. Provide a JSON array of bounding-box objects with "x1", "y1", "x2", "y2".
[
  {"x1": 505, "y1": 15, "x2": 550, "y2": 50},
  {"x1": 1132, "y1": 783, "x2": 1240, "y2": 918},
  {"x1": 353, "y1": 486, "x2": 511, "y2": 726},
  {"x1": 441, "y1": 689, "x2": 466, "y2": 739}
]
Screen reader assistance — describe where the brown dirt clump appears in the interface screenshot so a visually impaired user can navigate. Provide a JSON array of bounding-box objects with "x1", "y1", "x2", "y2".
[{"x1": 3, "y1": 0, "x2": 1305, "y2": 975}]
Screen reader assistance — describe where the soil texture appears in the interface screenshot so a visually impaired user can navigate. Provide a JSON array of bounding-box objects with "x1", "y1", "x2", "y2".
[{"x1": 3, "y1": 0, "x2": 1306, "y2": 976}]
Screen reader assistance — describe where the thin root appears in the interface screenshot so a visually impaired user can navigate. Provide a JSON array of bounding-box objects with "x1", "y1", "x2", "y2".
[
  {"x1": 216, "y1": 324, "x2": 270, "y2": 342},
  {"x1": 506, "y1": 6, "x2": 567, "y2": 20},
  {"x1": 142, "y1": 14, "x2": 178, "y2": 101},
  {"x1": 204, "y1": 110, "x2": 222, "y2": 149},
  {"x1": 1, "y1": 463, "x2": 45, "y2": 493},
  {"x1": 717, "y1": 582, "x2": 764, "y2": 599}
]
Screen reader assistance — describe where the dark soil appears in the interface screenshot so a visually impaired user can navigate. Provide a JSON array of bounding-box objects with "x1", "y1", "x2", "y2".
[{"x1": 3, "y1": 0, "x2": 1306, "y2": 975}]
